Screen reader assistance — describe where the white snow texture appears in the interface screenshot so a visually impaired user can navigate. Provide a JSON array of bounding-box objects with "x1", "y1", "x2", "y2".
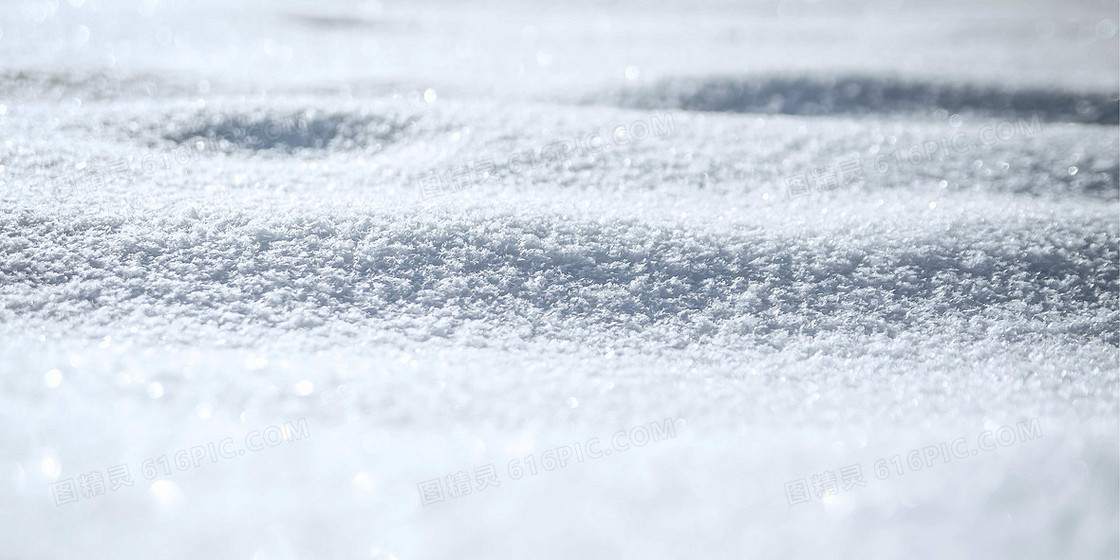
[{"x1": 1, "y1": 0, "x2": 1118, "y2": 559}]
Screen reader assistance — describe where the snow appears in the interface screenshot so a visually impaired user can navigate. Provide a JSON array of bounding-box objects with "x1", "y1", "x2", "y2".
[{"x1": 1, "y1": 0, "x2": 1117, "y2": 558}]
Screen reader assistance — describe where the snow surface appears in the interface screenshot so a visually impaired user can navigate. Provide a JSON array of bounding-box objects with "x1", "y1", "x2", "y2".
[{"x1": 1, "y1": 0, "x2": 1118, "y2": 558}]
